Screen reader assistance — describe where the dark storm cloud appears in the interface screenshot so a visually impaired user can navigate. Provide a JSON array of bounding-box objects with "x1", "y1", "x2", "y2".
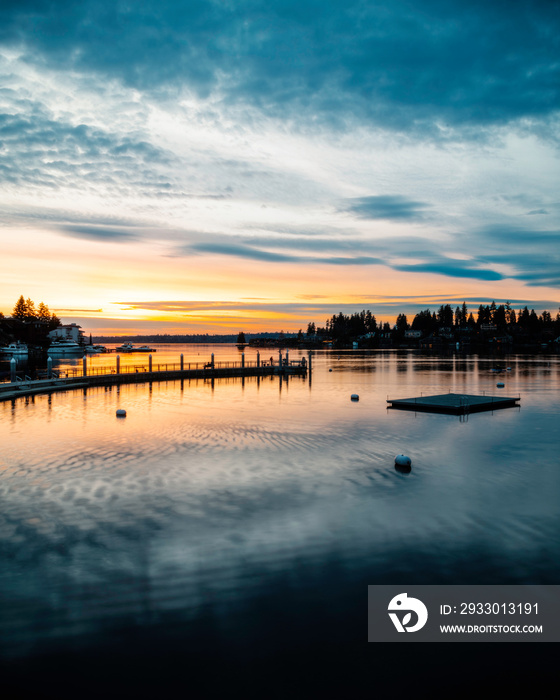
[
  {"x1": 342, "y1": 195, "x2": 429, "y2": 221},
  {"x1": 1, "y1": 0, "x2": 559, "y2": 135}
]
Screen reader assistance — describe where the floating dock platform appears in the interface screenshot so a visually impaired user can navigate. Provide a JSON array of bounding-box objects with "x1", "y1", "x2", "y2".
[{"x1": 387, "y1": 392, "x2": 520, "y2": 415}]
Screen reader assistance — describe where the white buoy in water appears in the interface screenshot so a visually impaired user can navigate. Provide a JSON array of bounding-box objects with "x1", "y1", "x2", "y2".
[
  {"x1": 395, "y1": 454, "x2": 412, "y2": 468},
  {"x1": 351, "y1": 394, "x2": 359, "y2": 401},
  {"x1": 116, "y1": 409, "x2": 127, "y2": 417},
  {"x1": 497, "y1": 382, "x2": 505, "y2": 388}
]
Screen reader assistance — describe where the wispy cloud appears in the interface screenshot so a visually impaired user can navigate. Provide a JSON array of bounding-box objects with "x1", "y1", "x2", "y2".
[
  {"x1": 58, "y1": 224, "x2": 139, "y2": 242},
  {"x1": 342, "y1": 195, "x2": 430, "y2": 221}
]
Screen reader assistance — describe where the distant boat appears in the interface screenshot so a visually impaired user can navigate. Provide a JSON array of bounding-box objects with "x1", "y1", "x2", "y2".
[
  {"x1": 85, "y1": 344, "x2": 109, "y2": 354},
  {"x1": 115, "y1": 343, "x2": 156, "y2": 353},
  {"x1": 48, "y1": 340, "x2": 84, "y2": 355},
  {"x1": 0, "y1": 342, "x2": 29, "y2": 357}
]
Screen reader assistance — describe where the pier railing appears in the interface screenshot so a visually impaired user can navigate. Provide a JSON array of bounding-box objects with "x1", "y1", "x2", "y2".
[
  {"x1": 1, "y1": 354, "x2": 309, "y2": 384},
  {"x1": 48, "y1": 359, "x2": 291, "y2": 379}
]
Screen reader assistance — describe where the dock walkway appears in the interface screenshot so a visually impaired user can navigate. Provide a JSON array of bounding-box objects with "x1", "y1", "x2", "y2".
[
  {"x1": 0, "y1": 360, "x2": 308, "y2": 402},
  {"x1": 387, "y1": 392, "x2": 520, "y2": 415}
]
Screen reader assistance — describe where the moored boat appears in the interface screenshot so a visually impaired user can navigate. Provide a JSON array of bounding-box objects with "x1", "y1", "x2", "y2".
[
  {"x1": 0, "y1": 342, "x2": 29, "y2": 357},
  {"x1": 48, "y1": 340, "x2": 84, "y2": 355},
  {"x1": 115, "y1": 343, "x2": 156, "y2": 352},
  {"x1": 85, "y1": 344, "x2": 109, "y2": 354}
]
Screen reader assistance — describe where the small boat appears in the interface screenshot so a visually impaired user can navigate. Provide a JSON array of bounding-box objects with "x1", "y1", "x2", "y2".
[
  {"x1": 85, "y1": 344, "x2": 108, "y2": 354},
  {"x1": 48, "y1": 340, "x2": 84, "y2": 355},
  {"x1": 115, "y1": 343, "x2": 156, "y2": 353},
  {"x1": 0, "y1": 342, "x2": 29, "y2": 357}
]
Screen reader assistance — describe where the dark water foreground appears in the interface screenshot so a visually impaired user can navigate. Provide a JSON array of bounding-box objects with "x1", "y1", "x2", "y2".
[{"x1": 1, "y1": 349, "x2": 559, "y2": 696}]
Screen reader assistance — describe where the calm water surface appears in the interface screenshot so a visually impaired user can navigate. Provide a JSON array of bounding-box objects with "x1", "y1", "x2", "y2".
[{"x1": 1, "y1": 345, "x2": 559, "y2": 694}]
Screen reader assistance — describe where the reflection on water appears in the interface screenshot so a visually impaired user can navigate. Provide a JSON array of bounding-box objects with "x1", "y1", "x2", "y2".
[{"x1": 1, "y1": 347, "x2": 559, "y2": 692}]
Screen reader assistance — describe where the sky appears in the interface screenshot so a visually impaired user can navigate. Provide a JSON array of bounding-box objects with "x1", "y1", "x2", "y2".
[{"x1": 0, "y1": 0, "x2": 559, "y2": 335}]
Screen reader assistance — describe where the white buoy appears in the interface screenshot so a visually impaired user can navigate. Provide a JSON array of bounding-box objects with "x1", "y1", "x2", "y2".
[
  {"x1": 351, "y1": 394, "x2": 359, "y2": 401},
  {"x1": 116, "y1": 409, "x2": 127, "y2": 417},
  {"x1": 395, "y1": 454, "x2": 412, "y2": 468},
  {"x1": 497, "y1": 382, "x2": 505, "y2": 388}
]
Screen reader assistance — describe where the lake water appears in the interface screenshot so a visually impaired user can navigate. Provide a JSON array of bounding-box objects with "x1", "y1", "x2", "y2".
[{"x1": 1, "y1": 345, "x2": 559, "y2": 696}]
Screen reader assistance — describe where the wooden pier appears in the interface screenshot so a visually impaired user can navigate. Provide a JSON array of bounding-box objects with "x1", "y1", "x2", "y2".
[
  {"x1": 387, "y1": 392, "x2": 520, "y2": 415},
  {"x1": 0, "y1": 360, "x2": 309, "y2": 402}
]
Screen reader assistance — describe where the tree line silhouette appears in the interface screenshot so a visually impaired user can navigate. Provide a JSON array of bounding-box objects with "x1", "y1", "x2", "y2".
[
  {"x1": 0, "y1": 295, "x2": 61, "y2": 346},
  {"x1": 305, "y1": 302, "x2": 560, "y2": 346}
]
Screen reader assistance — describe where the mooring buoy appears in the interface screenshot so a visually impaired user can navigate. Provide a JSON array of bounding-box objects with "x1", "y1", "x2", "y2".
[
  {"x1": 116, "y1": 409, "x2": 127, "y2": 417},
  {"x1": 395, "y1": 454, "x2": 411, "y2": 468}
]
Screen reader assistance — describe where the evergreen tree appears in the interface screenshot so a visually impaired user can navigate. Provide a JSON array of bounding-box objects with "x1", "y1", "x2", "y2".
[
  {"x1": 505, "y1": 301, "x2": 516, "y2": 325},
  {"x1": 437, "y1": 304, "x2": 454, "y2": 327},
  {"x1": 37, "y1": 302, "x2": 51, "y2": 319},
  {"x1": 493, "y1": 305, "x2": 507, "y2": 327},
  {"x1": 518, "y1": 307, "x2": 530, "y2": 328},
  {"x1": 26, "y1": 298, "x2": 37, "y2": 317},
  {"x1": 364, "y1": 310, "x2": 377, "y2": 333},
  {"x1": 454, "y1": 306, "x2": 461, "y2": 327},
  {"x1": 12, "y1": 295, "x2": 28, "y2": 320},
  {"x1": 395, "y1": 314, "x2": 409, "y2": 332},
  {"x1": 477, "y1": 304, "x2": 491, "y2": 325}
]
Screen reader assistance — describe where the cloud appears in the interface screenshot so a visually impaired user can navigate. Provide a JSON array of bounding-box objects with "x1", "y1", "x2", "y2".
[
  {"x1": 113, "y1": 296, "x2": 560, "y2": 324},
  {"x1": 183, "y1": 231, "x2": 505, "y2": 281},
  {"x1": 0, "y1": 95, "x2": 178, "y2": 195},
  {"x1": 1, "y1": 0, "x2": 558, "y2": 137},
  {"x1": 393, "y1": 262, "x2": 503, "y2": 281},
  {"x1": 191, "y1": 242, "x2": 300, "y2": 263},
  {"x1": 342, "y1": 195, "x2": 429, "y2": 221},
  {"x1": 58, "y1": 224, "x2": 139, "y2": 242}
]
